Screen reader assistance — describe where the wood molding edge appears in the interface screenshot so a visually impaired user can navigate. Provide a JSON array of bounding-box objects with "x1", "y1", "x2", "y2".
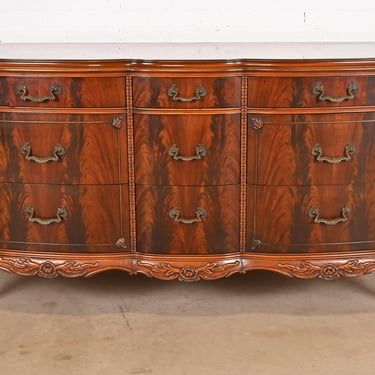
[{"x1": 1, "y1": 251, "x2": 375, "y2": 281}]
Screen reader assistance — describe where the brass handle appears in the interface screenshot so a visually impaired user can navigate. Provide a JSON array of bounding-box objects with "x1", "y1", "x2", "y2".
[
  {"x1": 16, "y1": 82, "x2": 62, "y2": 102},
  {"x1": 24, "y1": 205, "x2": 67, "y2": 225},
  {"x1": 312, "y1": 81, "x2": 358, "y2": 103},
  {"x1": 308, "y1": 205, "x2": 351, "y2": 225},
  {"x1": 311, "y1": 143, "x2": 355, "y2": 164},
  {"x1": 21, "y1": 142, "x2": 66, "y2": 164},
  {"x1": 169, "y1": 207, "x2": 208, "y2": 224},
  {"x1": 168, "y1": 144, "x2": 207, "y2": 161},
  {"x1": 167, "y1": 84, "x2": 207, "y2": 102}
]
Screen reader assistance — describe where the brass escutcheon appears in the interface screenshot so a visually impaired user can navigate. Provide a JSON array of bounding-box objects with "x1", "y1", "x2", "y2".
[
  {"x1": 308, "y1": 205, "x2": 351, "y2": 225},
  {"x1": 21, "y1": 142, "x2": 66, "y2": 164},
  {"x1": 24, "y1": 205, "x2": 67, "y2": 225},
  {"x1": 169, "y1": 207, "x2": 208, "y2": 224},
  {"x1": 16, "y1": 82, "x2": 62, "y2": 103},
  {"x1": 312, "y1": 81, "x2": 358, "y2": 103},
  {"x1": 167, "y1": 84, "x2": 207, "y2": 102}
]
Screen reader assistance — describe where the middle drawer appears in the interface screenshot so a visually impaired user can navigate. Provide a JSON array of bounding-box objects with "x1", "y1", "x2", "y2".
[
  {"x1": 136, "y1": 185, "x2": 240, "y2": 254},
  {"x1": 134, "y1": 114, "x2": 240, "y2": 186}
]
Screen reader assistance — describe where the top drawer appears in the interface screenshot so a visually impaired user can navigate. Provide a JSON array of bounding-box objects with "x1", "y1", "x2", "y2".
[
  {"x1": 248, "y1": 76, "x2": 375, "y2": 108},
  {"x1": 133, "y1": 77, "x2": 241, "y2": 108},
  {"x1": 0, "y1": 76, "x2": 125, "y2": 108}
]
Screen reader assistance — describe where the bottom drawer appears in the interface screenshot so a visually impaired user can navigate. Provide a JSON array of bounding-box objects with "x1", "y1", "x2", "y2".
[
  {"x1": 0, "y1": 183, "x2": 129, "y2": 252},
  {"x1": 136, "y1": 185, "x2": 240, "y2": 254},
  {"x1": 248, "y1": 184, "x2": 375, "y2": 253}
]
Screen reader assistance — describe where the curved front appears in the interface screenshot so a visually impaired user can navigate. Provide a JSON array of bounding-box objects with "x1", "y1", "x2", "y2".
[{"x1": 1, "y1": 57, "x2": 375, "y2": 280}]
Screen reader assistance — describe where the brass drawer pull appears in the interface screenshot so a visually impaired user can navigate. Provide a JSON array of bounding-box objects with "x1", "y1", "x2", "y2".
[
  {"x1": 169, "y1": 207, "x2": 208, "y2": 224},
  {"x1": 311, "y1": 143, "x2": 355, "y2": 164},
  {"x1": 24, "y1": 205, "x2": 67, "y2": 225},
  {"x1": 21, "y1": 142, "x2": 66, "y2": 164},
  {"x1": 168, "y1": 144, "x2": 207, "y2": 161},
  {"x1": 16, "y1": 82, "x2": 62, "y2": 103},
  {"x1": 167, "y1": 84, "x2": 207, "y2": 102},
  {"x1": 312, "y1": 81, "x2": 358, "y2": 103},
  {"x1": 308, "y1": 205, "x2": 351, "y2": 225}
]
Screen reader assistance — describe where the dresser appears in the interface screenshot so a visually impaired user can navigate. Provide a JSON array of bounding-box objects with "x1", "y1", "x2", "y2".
[{"x1": 1, "y1": 43, "x2": 375, "y2": 281}]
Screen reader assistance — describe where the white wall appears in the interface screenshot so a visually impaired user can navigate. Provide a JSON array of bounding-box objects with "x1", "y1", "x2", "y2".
[{"x1": 1, "y1": 0, "x2": 375, "y2": 42}]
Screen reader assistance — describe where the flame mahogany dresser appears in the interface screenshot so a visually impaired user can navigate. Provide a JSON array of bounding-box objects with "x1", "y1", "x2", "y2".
[{"x1": 1, "y1": 43, "x2": 375, "y2": 281}]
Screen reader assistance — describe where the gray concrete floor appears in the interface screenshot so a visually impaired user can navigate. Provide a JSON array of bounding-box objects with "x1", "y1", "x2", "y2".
[{"x1": 0, "y1": 270, "x2": 375, "y2": 375}]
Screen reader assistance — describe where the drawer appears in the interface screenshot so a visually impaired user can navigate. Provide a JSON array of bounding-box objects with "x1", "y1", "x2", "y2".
[
  {"x1": 248, "y1": 113, "x2": 375, "y2": 186},
  {"x1": 0, "y1": 76, "x2": 125, "y2": 108},
  {"x1": 248, "y1": 184, "x2": 375, "y2": 253},
  {"x1": 0, "y1": 183, "x2": 130, "y2": 252},
  {"x1": 247, "y1": 76, "x2": 375, "y2": 108},
  {"x1": 136, "y1": 185, "x2": 240, "y2": 254},
  {"x1": 133, "y1": 77, "x2": 241, "y2": 108},
  {"x1": 134, "y1": 114, "x2": 240, "y2": 185},
  {"x1": 0, "y1": 113, "x2": 127, "y2": 184}
]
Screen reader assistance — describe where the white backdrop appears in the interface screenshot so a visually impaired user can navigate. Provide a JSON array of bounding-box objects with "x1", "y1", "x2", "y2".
[{"x1": 1, "y1": 0, "x2": 375, "y2": 42}]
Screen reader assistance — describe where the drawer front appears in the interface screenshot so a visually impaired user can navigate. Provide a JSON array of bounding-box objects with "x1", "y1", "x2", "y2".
[
  {"x1": 0, "y1": 183, "x2": 130, "y2": 252},
  {"x1": 135, "y1": 114, "x2": 240, "y2": 185},
  {"x1": 136, "y1": 185, "x2": 240, "y2": 254},
  {"x1": 0, "y1": 113, "x2": 127, "y2": 184},
  {"x1": 249, "y1": 184, "x2": 375, "y2": 253},
  {"x1": 133, "y1": 77, "x2": 241, "y2": 108},
  {"x1": 249, "y1": 113, "x2": 375, "y2": 186},
  {"x1": 248, "y1": 76, "x2": 374, "y2": 108},
  {"x1": 0, "y1": 76, "x2": 125, "y2": 108}
]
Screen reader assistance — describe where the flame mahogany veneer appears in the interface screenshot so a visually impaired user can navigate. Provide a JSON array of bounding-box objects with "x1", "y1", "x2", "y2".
[{"x1": 2, "y1": 57, "x2": 375, "y2": 281}]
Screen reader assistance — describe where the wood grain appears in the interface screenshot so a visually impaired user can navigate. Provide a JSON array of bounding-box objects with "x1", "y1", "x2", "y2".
[
  {"x1": 133, "y1": 77, "x2": 241, "y2": 108},
  {"x1": 2, "y1": 58, "x2": 375, "y2": 280},
  {"x1": 249, "y1": 184, "x2": 375, "y2": 253},
  {"x1": 251, "y1": 113, "x2": 375, "y2": 186},
  {"x1": 0, "y1": 76, "x2": 126, "y2": 108},
  {"x1": 248, "y1": 76, "x2": 375, "y2": 108},
  {"x1": 0, "y1": 112, "x2": 127, "y2": 184},
  {"x1": 136, "y1": 185, "x2": 240, "y2": 254},
  {"x1": 0, "y1": 183, "x2": 130, "y2": 252},
  {"x1": 134, "y1": 114, "x2": 240, "y2": 185}
]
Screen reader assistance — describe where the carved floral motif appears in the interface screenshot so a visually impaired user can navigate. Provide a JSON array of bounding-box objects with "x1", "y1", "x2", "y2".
[
  {"x1": 278, "y1": 259, "x2": 375, "y2": 280},
  {"x1": 250, "y1": 239, "x2": 263, "y2": 250},
  {"x1": 251, "y1": 118, "x2": 264, "y2": 131},
  {"x1": 136, "y1": 260, "x2": 241, "y2": 282},
  {"x1": 115, "y1": 237, "x2": 128, "y2": 249},
  {"x1": 0, "y1": 257, "x2": 100, "y2": 278},
  {"x1": 111, "y1": 116, "x2": 123, "y2": 129},
  {"x1": 2, "y1": 256, "x2": 375, "y2": 281}
]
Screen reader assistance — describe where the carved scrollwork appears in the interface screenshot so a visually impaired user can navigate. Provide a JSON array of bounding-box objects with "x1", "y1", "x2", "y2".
[
  {"x1": 278, "y1": 259, "x2": 375, "y2": 280},
  {"x1": 136, "y1": 260, "x2": 241, "y2": 282},
  {"x1": 0, "y1": 257, "x2": 100, "y2": 278}
]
